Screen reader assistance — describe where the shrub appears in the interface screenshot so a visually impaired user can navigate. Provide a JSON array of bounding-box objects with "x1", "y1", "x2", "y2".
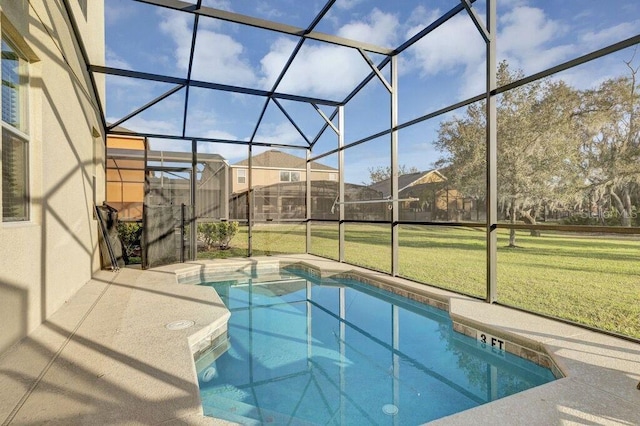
[
  {"x1": 198, "y1": 221, "x2": 239, "y2": 250},
  {"x1": 117, "y1": 221, "x2": 142, "y2": 261}
]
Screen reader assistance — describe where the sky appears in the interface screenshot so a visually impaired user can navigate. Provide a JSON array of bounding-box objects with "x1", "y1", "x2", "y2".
[{"x1": 104, "y1": 0, "x2": 640, "y2": 183}]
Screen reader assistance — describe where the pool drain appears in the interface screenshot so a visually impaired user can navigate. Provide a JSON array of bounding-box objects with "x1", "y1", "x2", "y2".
[
  {"x1": 165, "y1": 320, "x2": 195, "y2": 330},
  {"x1": 382, "y1": 404, "x2": 398, "y2": 416}
]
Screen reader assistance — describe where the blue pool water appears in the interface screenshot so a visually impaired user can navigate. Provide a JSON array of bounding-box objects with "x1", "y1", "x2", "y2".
[{"x1": 197, "y1": 268, "x2": 556, "y2": 425}]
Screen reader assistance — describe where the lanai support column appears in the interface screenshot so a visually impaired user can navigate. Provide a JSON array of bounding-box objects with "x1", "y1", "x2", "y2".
[
  {"x1": 390, "y1": 55, "x2": 399, "y2": 276},
  {"x1": 248, "y1": 144, "x2": 253, "y2": 256},
  {"x1": 338, "y1": 106, "x2": 345, "y2": 263},
  {"x1": 191, "y1": 140, "x2": 197, "y2": 261},
  {"x1": 486, "y1": 0, "x2": 498, "y2": 302},
  {"x1": 306, "y1": 148, "x2": 311, "y2": 253}
]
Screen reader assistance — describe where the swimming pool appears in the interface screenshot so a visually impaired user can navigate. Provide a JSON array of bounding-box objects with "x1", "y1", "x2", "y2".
[{"x1": 196, "y1": 267, "x2": 557, "y2": 424}]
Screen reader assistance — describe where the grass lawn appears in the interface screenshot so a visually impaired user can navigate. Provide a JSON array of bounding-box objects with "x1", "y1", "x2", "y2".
[{"x1": 198, "y1": 223, "x2": 640, "y2": 339}]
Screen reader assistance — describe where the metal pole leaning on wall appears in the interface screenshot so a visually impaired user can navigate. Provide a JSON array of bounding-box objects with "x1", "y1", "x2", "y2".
[{"x1": 95, "y1": 205, "x2": 120, "y2": 271}]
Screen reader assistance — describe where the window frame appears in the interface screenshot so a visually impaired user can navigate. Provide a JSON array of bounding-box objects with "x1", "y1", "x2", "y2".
[
  {"x1": 237, "y1": 168, "x2": 246, "y2": 184},
  {"x1": 280, "y1": 170, "x2": 301, "y2": 182},
  {"x1": 1, "y1": 31, "x2": 30, "y2": 223}
]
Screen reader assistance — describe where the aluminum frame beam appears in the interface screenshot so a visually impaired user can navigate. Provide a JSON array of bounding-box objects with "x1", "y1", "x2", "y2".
[
  {"x1": 461, "y1": 0, "x2": 490, "y2": 42},
  {"x1": 272, "y1": 99, "x2": 312, "y2": 146},
  {"x1": 107, "y1": 129, "x2": 309, "y2": 150},
  {"x1": 108, "y1": 85, "x2": 185, "y2": 130},
  {"x1": 249, "y1": 1, "x2": 334, "y2": 145},
  {"x1": 91, "y1": 65, "x2": 342, "y2": 107},
  {"x1": 134, "y1": 0, "x2": 393, "y2": 55},
  {"x1": 181, "y1": 0, "x2": 203, "y2": 138}
]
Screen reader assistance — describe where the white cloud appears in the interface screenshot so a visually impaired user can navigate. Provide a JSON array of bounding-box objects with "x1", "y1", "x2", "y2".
[
  {"x1": 192, "y1": 31, "x2": 258, "y2": 85},
  {"x1": 405, "y1": 5, "x2": 441, "y2": 30},
  {"x1": 498, "y1": 6, "x2": 572, "y2": 73},
  {"x1": 499, "y1": 6, "x2": 562, "y2": 50},
  {"x1": 147, "y1": 138, "x2": 192, "y2": 152},
  {"x1": 404, "y1": 5, "x2": 580, "y2": 98},
  {"x1": 335, "y1": 0, "x2": 366, "y2": 11},
  {"x1": 259, "y1": 37, "x2": 296, "y2": 89},
  {"x1": 198, "y1": 132, "x2": 249, "y2": 162},
  {"x1": 255, "y1": 122, "x2": 305, "y2": 146},
  {"x1": 580, "y1": 21, "x2": 640, "y2": 48},
  {"x1": 406, "y1": 14, "x2": 484, "y2": 76},
  {"x1": 404, "y1": 9, "x2": 488, "y2": 98},
  {"x1": 105, "y1": 47, "x2": 131, "y2": 69},
  {"x1": 497, "y1": 0, "x2": 528, "y2": 8},
  {"x1": 261, "y1": 38, "x2": 370, "y2": 98},
  {"x1": 108, "y1": 115, "x2": 180, "y2": 136},
  {"x1": 105, "y1": 1, "x2": 136, "y2": 26},
  {"x1": 261, "y1": 9, "x2": 400, "y2": 98},
  {"x1": 256, "y1": 1, "x2": 284, "y2": 21},
  {"x1": 201, "y1": 0, "x2": 232, "y2": 10},
  {"x1": 338, "y1": 8, "x2": 400, "y2": 47},
  {"x1": 158, "y1": 10, "x2": 257, "y2": 86}
]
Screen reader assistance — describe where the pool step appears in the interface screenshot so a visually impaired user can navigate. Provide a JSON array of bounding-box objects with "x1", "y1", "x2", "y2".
[{"x1": 202, "y1": 394, "x2": 317, "y2": 425}]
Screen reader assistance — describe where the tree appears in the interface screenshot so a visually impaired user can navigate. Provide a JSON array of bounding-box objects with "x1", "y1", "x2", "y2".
[
  {"x1": 574, "y1": 57, "x2": 640, "y2": 226},
  {"x1": 368, "y1": 165, "x2": 419, "y2": 184},
  {"x1": 435, "y1": 61, "x2": 582, "y2": 246}
]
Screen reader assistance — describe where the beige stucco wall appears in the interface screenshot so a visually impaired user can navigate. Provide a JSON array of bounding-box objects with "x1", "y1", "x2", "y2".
[{"x1": 0, "y1": 1, "x2": 105, "y2": 354}]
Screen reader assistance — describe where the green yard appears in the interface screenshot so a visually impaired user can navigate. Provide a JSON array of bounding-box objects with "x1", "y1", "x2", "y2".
[{"x1": 198, "y1": 223, "x2": 640, "y2": 339}]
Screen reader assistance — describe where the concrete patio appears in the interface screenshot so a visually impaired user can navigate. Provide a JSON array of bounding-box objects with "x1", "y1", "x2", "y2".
[{"x1": 1, "y1": 255, "x2": 638, "y2": 425}]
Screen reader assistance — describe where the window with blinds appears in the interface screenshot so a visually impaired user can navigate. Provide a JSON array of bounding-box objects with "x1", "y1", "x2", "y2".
[
  {"x1": 1, "y1": 34, "x2": 29, "y2": 222},
  {"x1": 2, "y1": 128, "x2": 28, "y2": 221}
]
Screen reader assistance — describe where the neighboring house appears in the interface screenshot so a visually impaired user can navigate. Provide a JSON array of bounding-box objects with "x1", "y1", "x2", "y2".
[
  {"x1": 368, "y1": 170, "x2": 481, "y2": 221},
  {"x1": 230, "y1": 150, "x2": 339, "y2": 221},
  {"x1": 0, "y1": 2, "x2": 106, "y2": 354},
  {"x1": 230, "y1": 149, "x2": 337, "y2": 193}
]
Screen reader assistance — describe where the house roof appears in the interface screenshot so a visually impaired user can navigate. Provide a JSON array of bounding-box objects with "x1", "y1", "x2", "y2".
[
  {"x1": 233, "y1": 149, "x2": 336, "y2": 171},
  {"x1": 368, "y1": 170, "x2": 447, "y2": 198}
]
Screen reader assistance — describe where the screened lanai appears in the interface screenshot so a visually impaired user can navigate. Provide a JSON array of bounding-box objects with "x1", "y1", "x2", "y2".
[{"x1": 92, "y1": 0, "x2": 640, "y2": 341}]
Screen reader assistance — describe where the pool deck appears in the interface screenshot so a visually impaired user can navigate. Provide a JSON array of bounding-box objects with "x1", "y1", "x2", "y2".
[{"x1": 0, "y1": 254, "x2": 638, "y2": 425}]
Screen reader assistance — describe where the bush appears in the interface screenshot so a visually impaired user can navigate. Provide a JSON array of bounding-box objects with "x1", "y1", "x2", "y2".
[
  {"x1": 117, "y1": 221, "x2": 142, "y2": 261},
  {"x1": 198, "y1": 221, "x2": 239, "y2": 250}
]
